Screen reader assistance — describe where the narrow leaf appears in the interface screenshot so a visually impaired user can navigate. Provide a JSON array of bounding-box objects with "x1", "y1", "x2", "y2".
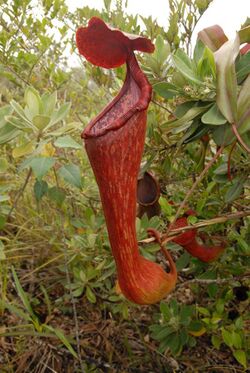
[
  {"x1": 237, "y1": 75, "x2": 250, "y2": 134},
  {"x1": 54, "y1": 135, "x2": 82, "y2": 149},
  {"x1": 172, "y1": 50, "x2": 203, "y2": 85},
  {"x1": 215, "y1": 35, "x2": 240, "y2": 123},
  {"x1": 12, "y1": 141, "x2": 34, "y2": 158},
  {"x1": 11, "y1": 267, "x2": 37, "y2": 320},
  {"x1": 48, "y1": 102, "x2": 71, "y2": 127}
]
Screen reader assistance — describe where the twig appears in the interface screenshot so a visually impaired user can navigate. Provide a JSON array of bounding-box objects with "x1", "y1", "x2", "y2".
[
  {"x1": 151, "y1": 99, "x2": 175, "y2": 116},
  {"x1": 139, "y1": 210, "x2": 250, "y2": 245},
  {"x1": 227, "y1": 140, "x2": 237, "y2": 181},
  {"x1": 163, "y1": 146, "x2": 224, "y2": 242},
  {"x1": 232, "y1": 123, "x2": 250, "y2": 153},
  {"x1": 61, "y1": 224, "x2": 85, "y2": 373},
  {"x1": 176, "y1": 273, "x2": 250, "y2": 288},
  {"x1": 7, "y1": 168, "x2": 32, "y2": 221}
]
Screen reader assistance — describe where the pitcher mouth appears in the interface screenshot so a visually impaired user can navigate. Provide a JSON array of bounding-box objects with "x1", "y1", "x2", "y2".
[
  {"x1": 76, "y1": 17, "x2": 154, "y2": 139},
  {"x1": 81, "y1": 53, "x2": 152, "y2": 139}
]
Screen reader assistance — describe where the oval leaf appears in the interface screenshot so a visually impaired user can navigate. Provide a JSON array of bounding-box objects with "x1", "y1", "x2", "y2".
[
  {"x1": 201, "y1": 104, "x2": 227, "y2": 125},
  {"x1": 58, "y1": 164, "x2": 82, "y2": 188}
]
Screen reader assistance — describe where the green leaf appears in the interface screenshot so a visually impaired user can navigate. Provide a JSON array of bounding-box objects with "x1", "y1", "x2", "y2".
[
  {"x1": 233, "y1": 350, "x2": 247, "y2": 368},
  {"x1": 24, "y1": 87, "x2": 41, "y2": 118},
  {"x1": 237, "y1": 75, "x2": 250, "y2": 134},
  {"x1": 154, "y1": 34, "x2": 171, "y2": 63},
  {"x1": 236, "y1": 52, "x2": 250, "y2": 83},
  {"x1": 167, "y1": 333, "x2": 182, "y2": 355},
  {"x1": 238, "y1": 25, "x2": 250, "y2": 44},
  {"x1": 0, "y1": 241, "x2": 6, "y2": 260},
  {"x1": 0, "y1": 195, "x2": 9, "y2": 203},
  {"x1": 179, "y1": 329, "x2": 188, "y2": 344},
  {"x1": 207, "y1": 283, "x2": 218, "y2": 297},
  {"x1": 0, "y1": 215, "x2": 6, "y2": 230},
  {"x1": 48, "y1": 102, "x2": 71, "y2": 127},
  {"x1": 221, "y1": 328, "x2": 233, "y2": 347},
  {"x1": 0, "y1": 158, "x2": 9, "y2": 173},
  {"x1": 29, "y1": 157, "x2": 55, "y2": 180},
  {"x1": 41, "y1": 91, "x2": 57, "y2": 116},
  {"x1": 10, "y1": 100, "x2": 31, "y2": 124},
  {"x1": 225, "y1": 178, "x2": 244, "y2": 203},
  {"x1": 158, "y1": 332, "x2": 176, "y2": 353},
  {"x1": 202, "y1": 104, "x2": 227, "y2": 125},
  {"x1": 153, "y1": 82, "x2": 179, "y2": 99},
  {"x1": 212, "y1": 124, "x2": 235, "y2": 146},
  {"x1": 45, "y1": 325, "x2": 77, "y2": 358},
  {"x1": 0, "y1": 122, "x2": 20, "y2": 145},
  {"x1": 193, "y1": 39, "x2": 205, "y2": 64},
  {"x1": 47, "y1": 122, "x2": 79, "y2": 136},
  {"x1": 11, "y1": 267, "x2": 38, "y2": 321},
  {"x1": 12, "y1": 141, "x2": 34, "y2": 158},
  {"x1": 33, "y1": 115, "x2": 50, "y2": 130},
  {"x1": 86, "y1": 286, "x2": 96, "y2": 303},
  {"x1": 180, "y1": 305, "x2": 193, "y2": 325},
  {"x1": 5, "y1": 115, "x2": 30, "y2": 130},
  {"x1": 159, "y1": 197, "x2": 173, "y2": 216},
  {"x1": 182, "y1": 121, "x2": 208, "y2": 144},
  {"x1": 54, "y1": 135, "x2": 82, "y2": 149},
  {"x1": 48, "y1": 187, "x2": 65, "y2": 207},
  {"x1": 231, "y1": 331, "x2": 242, "y2": 349},
  {"x1": 163, "y1": 104, "x2": 211, "y2": 132},
  {"x1": 34, "y1": 180, "x2": 48, "y2": 202},
  {"x1": 58, "y1": 164, "x2": 82, "y2": 189},
  {"x1": 211, "y1": 335, "x2": 221, "y2": 349},
  {"x1": 172, "y1": 49, "x2": 203, "y2": 85},
  {"x1": 176, "y1": 252, "x2": 190, "y2": 271},
  {"x1": 215, "y1": 35, "x2": 240, "y2": 123},
  {"x1": 0, "y1": 105, "x2": 13, "y2": 127},
  {"x1": 188, "y1": 320, "x2": 204, "y2": 332},
  {"x1": 152, "y1": 326, "x2": 174, "y2": 341},
  {"x1": 197, "y1": 46, "x2": 216, "y2": 79},
  {"x1": 0, "y1": 300, "x2": 31, "y2": 322}
]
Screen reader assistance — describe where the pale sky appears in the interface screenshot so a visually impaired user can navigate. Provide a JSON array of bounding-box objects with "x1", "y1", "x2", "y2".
[
  {"x1": 67, "y1": 0, "x2": 249, "y2": 38},
  {"x1": 67, "y1": 0, "x2": 249, "y2": 65}
]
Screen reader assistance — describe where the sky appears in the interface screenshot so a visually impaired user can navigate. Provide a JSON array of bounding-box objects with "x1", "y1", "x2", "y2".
[
  {"x1": 67, "y1": 0, "x2": 249, "y2": 39},
  {"x1": 67, "y1": 0, "x2": 249, "y2": 66}
]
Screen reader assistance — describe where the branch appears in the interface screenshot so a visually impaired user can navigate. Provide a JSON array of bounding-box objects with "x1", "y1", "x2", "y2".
[
  {"x1": 151, "y1": 99, "x2": 175, "y2": 116},
  {"x1": 176, "y1": 273, "x2": 250, "y2": 288},
  {"x1": 7, "y1": 168, "x2": 32, "y2": 221},
  {"x1": 139, "y1": 210, "x2": 250, "y2": 245},
  {"x1": 163, "y1": 146, "x2": 224, "y2": 240}
]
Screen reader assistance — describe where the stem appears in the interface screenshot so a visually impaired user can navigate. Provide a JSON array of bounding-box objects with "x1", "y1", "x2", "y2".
[
  {"x1": 177, "y1": 273, "x2": 250, "y2": 287},
  {"x1": 7, "y1": 167, "x2": 32, "y2": 221},
  {"x1": 151, "y1": 99, "x2": 175, "y2": 116},
  {"x1": 232, "y1": 123, "x2": 250, "y2": 153},
  {"x1": 62, "y1": 232, "x2": 85, "y2": 373},
  {"x1": 140, "y1": 210, "x2": 250, "y2": 245},
  {"x1": 164, "y1": 146, "x2": 224, "y2": 239},
  {"x1": 227, "y1": 140, "x2": 237, "y2": 181}
]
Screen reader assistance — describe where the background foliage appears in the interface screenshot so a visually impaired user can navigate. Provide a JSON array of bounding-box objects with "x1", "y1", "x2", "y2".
[{"x1": 0, "y1": 0, "x2": 249, "y2": 372}]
